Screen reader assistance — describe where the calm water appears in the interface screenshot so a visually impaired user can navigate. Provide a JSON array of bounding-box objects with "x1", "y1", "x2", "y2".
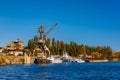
[{"x1": 0, "y1": 62, "x2": 120, "y2": 80}]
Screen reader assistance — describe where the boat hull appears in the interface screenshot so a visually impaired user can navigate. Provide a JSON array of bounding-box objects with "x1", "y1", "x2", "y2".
[{"x1": 34, "y1": 58, "x2": 52, "y2": 64}]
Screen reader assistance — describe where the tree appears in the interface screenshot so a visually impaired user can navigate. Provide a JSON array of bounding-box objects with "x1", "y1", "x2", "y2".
[
  {"x1": 46, "y1": 38, "x2": 51, "y2": 50},
  {"x1": 111, "y1": 52, "x2": 120, "y2": 60},
  {"x1": 34, "y1": 35, "x2": 39, "y2": 43},
  {"x1": 98, "y1": 46, "x2": 112, "y2": 60},
  {"x1": 66, "y1": 43, "x2": 72, "y2": 56},
  {"x1": 57, "y1": 40, "x2": 61, "y2": 55},
  {"x1": 2, "y1": 48, "x2": 9, "y2": 53},
  {"x1": 85, "y1": 45, "x2": 91, "y2": 55},
  {"x1": 61, "y1": 41, "x2": 66, "y2": 51},
  {"x1": 91, "y1": 52, "x2": 101, "y2": 58},
  {"x1": 79, "y1": 44, "x2": 86, "y2": 55},
  {"x1": 51, "y1": 38, "x2": 56, "y2": 55},
  {"x1": 69, "y1": 41, "x2": 79, "y2": 57},
  {"x1": 33, "y1": 35, "x2": 39, "y2": 46},
  {"x1": 27, "y1": 34, "x2": 114, "y2": 59},
  {"x1": 96, "y1": 46, "x2": 102, "y2": 53},
  {"x1": 104, "y1": 46, "x2": 112, "y2": 59},
  {"x1": 27, "y1": 40, "x2": 36, "y2": 55}
]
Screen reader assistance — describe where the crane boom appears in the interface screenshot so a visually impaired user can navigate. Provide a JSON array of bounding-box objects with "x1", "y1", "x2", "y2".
[{"x1": 45, "y1": 23, "x2": 58, "y2": 37}]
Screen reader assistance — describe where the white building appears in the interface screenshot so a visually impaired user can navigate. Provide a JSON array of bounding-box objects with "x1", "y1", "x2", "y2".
[
  {"x1": 0, "y1": 47, "x2": 3, "y2": 53},
  {"x1": 6, "y1": 39, "x2": 24, "y2": 56},
  {"x1": 9, "y1": 50, "x2": 23, "y2": 56}
]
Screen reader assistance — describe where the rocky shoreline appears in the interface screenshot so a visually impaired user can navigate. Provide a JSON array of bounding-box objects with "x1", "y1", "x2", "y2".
[{"x1": 0, "y1": 55, "x2": 24, "y2": 66}]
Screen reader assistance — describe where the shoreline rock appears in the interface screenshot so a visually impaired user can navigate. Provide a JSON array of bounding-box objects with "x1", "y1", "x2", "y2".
[{"x1": 0, "y1": 55, "x2": 24, "y2": 66}]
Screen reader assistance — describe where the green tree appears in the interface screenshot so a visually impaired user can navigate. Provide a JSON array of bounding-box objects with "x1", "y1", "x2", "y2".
[
  {"x1": 51, "y1": 38, "x2": 56, "y2": 55},
  {"x1": 96, "y1": 46, "x2": 102, "y2": 53},
  {"x1": 69, "y1": 41, "x2": 79, "y2": 57},
  {"x1": 27, "y1": 40, "x2": 36, "y2": 56},
  {"x1": 99, "y1": 46, "x2": 112, "y2": 59},
  {"x1": 57, "y1": 40, "x2": 61, "y2": 55},
  {"x1": 46, "y1": 38, "x2": 51, "y2": 50},
  {"x1": 61, "y1": 41, "x2": 66, "y2": 51},
  {"x1": 104, "y1": 46, "x2": 112, "y2": 59},
  {"x1": 80, "y1": 44, "x2": 86, "y2": 55},
  {"x1": 85, "y1": 45, "x2": 91, "y2": 55},
  {"x1": 111, "y1": 52, "x2": 120, "y2": 60},
  {"x1": 2, "y1": 48, "x2": 9, "y2": 53},
  {"x1": 33, "y1": 35, "x2": 39, "y2": 46},
  {"x1": 91, "y1": 52, "x2": 101, "y2": 58},
  {"x1": 34, "y1": 35, "x2": 39, "y2": 43}
]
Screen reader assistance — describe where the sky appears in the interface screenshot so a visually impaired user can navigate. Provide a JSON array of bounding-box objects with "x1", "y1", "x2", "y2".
[{"x1": 0, "y1": 0, "x2": 120, "y2": 51}]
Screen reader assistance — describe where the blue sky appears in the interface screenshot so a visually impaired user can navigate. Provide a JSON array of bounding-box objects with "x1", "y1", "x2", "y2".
[{"x1": 0, "y1": 0, "x2": 120, "y2": 51}]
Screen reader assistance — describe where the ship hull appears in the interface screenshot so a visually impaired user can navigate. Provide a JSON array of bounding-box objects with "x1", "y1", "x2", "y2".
[{"x1": 34, "y1": 58, "x2": 52, "y2": 64}]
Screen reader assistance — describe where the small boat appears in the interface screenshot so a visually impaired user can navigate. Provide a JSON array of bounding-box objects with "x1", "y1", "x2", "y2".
[
  {"x1": 62, "y1": 58, "x2": 85, "y2": 63},
  {"x1": 73, "y1": 59, "x2": 85, "y2": 63},
  {"x1": 52, "y1": 58, "x2": 62, "y2": 64},
  {"x1": 47, "y1": 55, "x2": 62, "y2": 64},
  {"x1": 71, "y1": 59, "x2": 78, "y2": 63},
  {"x1": 47, "y1": 55, "x2": 54, "y2": 63},
  {"x1": 62, "y1": 57, "x2": 72, "y2": 63}
]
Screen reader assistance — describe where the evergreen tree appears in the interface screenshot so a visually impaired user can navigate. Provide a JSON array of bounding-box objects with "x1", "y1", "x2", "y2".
[
  {"x1": 34, "y1": 35, "x2": 39, "y2": 43},
  {"x1": 46, "y1": 38, "x2": 51, "y2": 51},
  {"x1": 96, "y1": 46, "x2": 102, "y2": 53},
  {"x1": 27, "y1": 40, "x2": 36, "y2": 55},
  {"x1": 57, "y1": 40, "x2": 61, "y2": 55},
  {"x1": 28, "y1": 35, "x2": 114, "y2": 59},
  {"x1": 51, "y1": 38, "x2": 56, "y2": 55},
  {"x1": 91, "y1": 52, "x2": 101, "y2": 58},
  {"x1": 79, "y1": 44, "x2": 86, "y2": 55}
]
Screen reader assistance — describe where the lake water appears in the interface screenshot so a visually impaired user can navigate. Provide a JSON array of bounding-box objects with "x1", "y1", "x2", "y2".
[{"x1": 0, "y1": 62, "x2": 120, "y2": 80}]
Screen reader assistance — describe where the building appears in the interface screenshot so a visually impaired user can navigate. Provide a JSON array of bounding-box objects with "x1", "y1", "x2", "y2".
[
  {"x1": 6, "y1": 39, "x2": 24, "y2": 50},
  {"x1": 0, "y1": 47, "x2": 3, "y2": 53},
  {"x1": 6, "y1": 39, "x2": 24, "y2": 56}
]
